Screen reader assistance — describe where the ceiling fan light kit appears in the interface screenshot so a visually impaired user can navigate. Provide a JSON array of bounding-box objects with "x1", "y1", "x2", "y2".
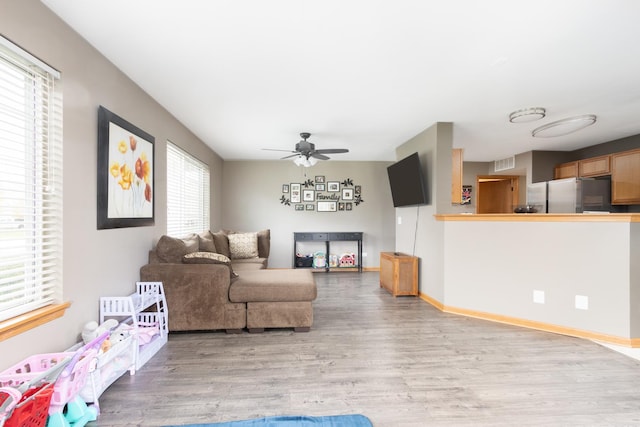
[
  {"x1": 294, "y1": 156, "x2": 318, "y2": 167},
  {"x1": 532, "y1": 115, "x2": 597, "y2": 138},
  {"x1": 509, "y1": 107, "x2": 546, "y2": 123}
]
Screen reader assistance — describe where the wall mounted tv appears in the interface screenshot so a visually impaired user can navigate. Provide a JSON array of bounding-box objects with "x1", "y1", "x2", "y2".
[{"x1": 386, "y1": 152, "x2": 428, "y2": 207}]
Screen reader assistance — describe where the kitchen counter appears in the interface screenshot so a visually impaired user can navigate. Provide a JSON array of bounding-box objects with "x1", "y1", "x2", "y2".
[
  {"x1": 436, "y1": 213, "x2": 640, "y2": 222},
  {"x1": 431, "y1": 212, "x2": 640, "y2": 346}
]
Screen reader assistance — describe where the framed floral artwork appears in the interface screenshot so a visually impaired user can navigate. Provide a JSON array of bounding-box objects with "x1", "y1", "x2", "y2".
[{"x1": 97, "y1": 106, "x2": 155, "y2": 229}]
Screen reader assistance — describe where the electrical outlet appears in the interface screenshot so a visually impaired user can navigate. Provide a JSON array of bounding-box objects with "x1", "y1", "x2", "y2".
[
  {"x1": 533, "y1": 290, "x2": 545, "y2": 304},
  {"x1": 575, "y1": 295, "x2": 589, "y2": 310},
  {"x1": 362, "y1": 252, "x2": 367, "y2": 257}
]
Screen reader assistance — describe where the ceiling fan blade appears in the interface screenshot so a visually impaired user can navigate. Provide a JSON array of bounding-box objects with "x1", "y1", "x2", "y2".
[
  {"x1": 280, "y1": 153, "x2": 300, "y2": 159},
  {"x1": 314, "y1": 148, "x2": 349, "y2": 154},
  {"x1": 311, "y1": 152, "x2": 330, "y2": 160},
  {"x1": 262, "y1": 148, "x2": 296, "y2": 153}
]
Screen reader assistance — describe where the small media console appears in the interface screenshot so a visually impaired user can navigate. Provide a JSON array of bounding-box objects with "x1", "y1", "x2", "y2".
[{"x1": 293, "y1": 232, "x2": 363, "y2": 272}]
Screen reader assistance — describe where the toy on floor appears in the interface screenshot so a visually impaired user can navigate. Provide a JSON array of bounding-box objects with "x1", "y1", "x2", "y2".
[
  {"x1": 46, "y1": 332, "x2": 109, "y2": 427},
  {"x1": 0, "y1": 356, "x2": 71, "y2": 427},
  {"x1": 339, "y1": 253, "x2": 356, "y2": 267},
  {"x1": 313, "y1": 251, "x2": 326, "y2": 268},
  {"x1": 81, "y1": 319, "x2": 118, "y2": 345}
]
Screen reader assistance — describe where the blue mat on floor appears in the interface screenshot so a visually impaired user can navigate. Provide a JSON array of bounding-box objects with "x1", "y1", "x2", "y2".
[{"x1": 165, "y1": 414, "x2": 373, "y2": 427}]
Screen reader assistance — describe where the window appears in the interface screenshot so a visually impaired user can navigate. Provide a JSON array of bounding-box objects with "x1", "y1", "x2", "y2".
[
  {"x1": 166, "y1": 142, "x2": 210, "y2": 237},
  {"x1": 0, "y1": 37, "x2": 63, "y2": 323}
]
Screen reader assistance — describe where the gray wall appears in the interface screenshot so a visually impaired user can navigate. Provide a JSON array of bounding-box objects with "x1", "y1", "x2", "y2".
[
  {"x1": 393, "y1": 122, "x2": 452, "y2": 301},
  {"x1": 0, "y1": 0, "x2": 223, "y2": 367},
  {"x1": 221, "y1": 160, "x2": 396, "y2": 268},
  {"x1": 632, "y1": 222, "x2": 640, "y2": 338},
  {"x1": 442, "y1": 219, "x2": 638, "y2": 339}
]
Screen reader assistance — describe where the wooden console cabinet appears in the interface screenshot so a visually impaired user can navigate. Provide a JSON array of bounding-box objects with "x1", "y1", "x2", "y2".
[{"x1": 379, "y1": 252, "x2": 418, "y2": 296}]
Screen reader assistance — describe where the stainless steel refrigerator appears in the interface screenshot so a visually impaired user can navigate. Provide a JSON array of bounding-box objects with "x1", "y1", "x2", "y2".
[
  {"x1": 547, "y1": 177, "x2": 611, "y2": 213},
  {"x1": 526, "y1": 181, "x2": 548, "y2": 213}
]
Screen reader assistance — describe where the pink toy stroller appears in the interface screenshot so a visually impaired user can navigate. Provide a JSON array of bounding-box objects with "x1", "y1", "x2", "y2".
[{"x1": 45, "y1": 332, "x2": 109, "y2": 427}]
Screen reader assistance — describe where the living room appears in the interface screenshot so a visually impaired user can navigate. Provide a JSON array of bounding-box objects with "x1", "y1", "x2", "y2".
[
  {"x1": 0, "y1": 1, "x2": 408, "y2": 368},
  {"x1": 2, "y1": 2, "x2": 640, "y2": 425}
]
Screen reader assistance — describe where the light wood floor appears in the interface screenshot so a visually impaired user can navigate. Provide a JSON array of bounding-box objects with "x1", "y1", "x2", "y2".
[{"x1": 91, "y1": 272, "x2": 640, "y2": 427}]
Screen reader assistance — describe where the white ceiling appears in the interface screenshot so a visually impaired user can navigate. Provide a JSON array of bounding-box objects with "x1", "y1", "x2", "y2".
[{"x1": 41, "y1": 0, "x2": 640, "y2": 162}]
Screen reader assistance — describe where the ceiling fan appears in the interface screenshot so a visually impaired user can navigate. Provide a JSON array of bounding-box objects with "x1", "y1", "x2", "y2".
[{"x1": 264, "y1": 132, "x2": 349, "y2": 161}]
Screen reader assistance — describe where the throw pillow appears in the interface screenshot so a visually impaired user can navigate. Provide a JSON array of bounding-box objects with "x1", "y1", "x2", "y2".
[
  {"x1": 182, "y1": 252, "x2": 239, "y2": 278},
  {"x1": 228, "y1": 232, "x2": 259, "y2": 259},
  {"x1": 155, "y1": 234, "x2": 198, "y2": 263},
  {"x1": 212, "y1": 230, "x2": 231, "y2": 258},
  {"x1": 257, "y1": 229, "x2": 270, "y2": 258},
  {"x1": 197, "y1": 230, "x2": 217, "y2": 253}
]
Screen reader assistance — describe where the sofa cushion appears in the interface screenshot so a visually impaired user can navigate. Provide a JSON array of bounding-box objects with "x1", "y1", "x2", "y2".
[
  {"x1": 229, "y1": 269, "x2": 317, "y2": 303},
  {"x1": 231, "y1": 257, "x2": 268, "y2": 270},
  {"x1": 197, "y1": 230, "x2": 217, "y2": 253},
  {"x1": 228, "y1": 232, "x2": 259, "y2": 259},
  {"x1": 155, "y1": 234, "x2": 198, "y2": 263},
  {"x1": 182, "y1": 252, "x2": 239, "y2": 278},
  {"x1": 212, "y1": 230, "x2": 231, "y2": 258},
  {"x1": 257, "y1": 229, "x2": 270, "y2": 258}
]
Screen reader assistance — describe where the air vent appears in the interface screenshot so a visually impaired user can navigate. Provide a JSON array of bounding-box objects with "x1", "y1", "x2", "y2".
[{"x1": 494, "y1": 156, "x2": 515, "y2": 172}]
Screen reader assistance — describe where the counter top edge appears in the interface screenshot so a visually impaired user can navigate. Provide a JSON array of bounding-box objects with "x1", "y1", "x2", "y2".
[{"x1": 435, "y1": 213, "x2": 640, "y2": 222}]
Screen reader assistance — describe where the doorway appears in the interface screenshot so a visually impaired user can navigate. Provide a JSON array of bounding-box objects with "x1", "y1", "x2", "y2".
[{"x1": 475, "y1": 175, "x2": 520, "y2": 214}]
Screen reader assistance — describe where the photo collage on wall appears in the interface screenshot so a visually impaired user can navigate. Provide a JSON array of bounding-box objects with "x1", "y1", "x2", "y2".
[{"x1": 279, "y1": 176, "x2": 364, "y2": 212}]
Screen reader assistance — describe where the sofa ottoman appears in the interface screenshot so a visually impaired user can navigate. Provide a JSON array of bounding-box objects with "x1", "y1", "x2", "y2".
[{"x1": 229, "y1": 269, "x2": 317, "y2": 332}]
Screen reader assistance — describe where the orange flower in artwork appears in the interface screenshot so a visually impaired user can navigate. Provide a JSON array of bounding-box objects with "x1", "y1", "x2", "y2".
[
  {"x1": 145, "y1": 182, "x2": 152, "y2": 202},
  {"x1": 118, "y1": 140, "x2": 127, "y2": 154},
  {"x1": 129, "y1": 135, "x2": 137, "y2": 151},
  {"x1": 136, "y1": 152, "x2": 151, "y2": 183},
  {"x1": 118, "y1": 164, "x2": 133, "y2": 190},
  {"x1": 110, "y1": 162, "x2": 120, "y2": 178}
]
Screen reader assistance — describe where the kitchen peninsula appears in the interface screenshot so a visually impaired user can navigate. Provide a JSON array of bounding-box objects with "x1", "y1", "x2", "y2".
[{"x1": 432, "y1": 213, "x2": 640, "y2": 347}]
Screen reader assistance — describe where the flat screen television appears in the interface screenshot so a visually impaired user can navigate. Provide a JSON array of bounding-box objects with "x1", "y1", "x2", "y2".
[{"x1": 386, "y1": 152, "x2": 428, "y2": 207}]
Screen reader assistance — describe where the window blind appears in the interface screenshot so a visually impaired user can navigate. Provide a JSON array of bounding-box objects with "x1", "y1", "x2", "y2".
[
  {"x1": 166, "y1": 142, "x2": 210, "y2": 237},
  {"x1": 0, "y1": 37, "x2": 63, "y2": 322}
]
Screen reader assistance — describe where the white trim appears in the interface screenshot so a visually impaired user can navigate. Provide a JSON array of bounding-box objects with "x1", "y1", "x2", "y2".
[{"x1": 0, "y1": 35, "x2": 60, "y2": 79}]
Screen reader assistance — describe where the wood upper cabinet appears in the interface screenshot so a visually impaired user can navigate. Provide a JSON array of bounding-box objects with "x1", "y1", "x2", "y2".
[
  {"x1": 579, "y1": 155, "x2": 611, "y2": 177},
  {"x1": 451, "y1": 148, "x2": 463, "y2": 204},
  {"x1": 554, "y1": 161, "x2": 578, "y2": 179},
  {"x1": 612, "y1": 149, "x2": 640, "y2": 204}
]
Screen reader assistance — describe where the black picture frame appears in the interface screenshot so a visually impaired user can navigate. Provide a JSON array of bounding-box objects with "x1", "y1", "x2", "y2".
[
  {"x1": 303, "y1": 189, "x2": 315, "y2": 202},
  {"x1": 97, "y1": 106, "x2": 155, "y2": 229},
  {"x1": 342, "y1": 188, "x2": 354, "y2": 200}
]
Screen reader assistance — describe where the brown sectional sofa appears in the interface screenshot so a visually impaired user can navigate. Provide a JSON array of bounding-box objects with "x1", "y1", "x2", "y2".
[{"x1": 139, "y1": 229, "x2": 317, "y2": 333}]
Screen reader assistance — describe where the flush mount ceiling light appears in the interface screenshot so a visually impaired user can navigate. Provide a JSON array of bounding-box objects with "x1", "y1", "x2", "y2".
[
  {"x1": 532, "y1": 115, "x2": 597, "y2": 138},
  {"x1": 509, "y1": 107, "x2": 546, "y2": 123}
]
